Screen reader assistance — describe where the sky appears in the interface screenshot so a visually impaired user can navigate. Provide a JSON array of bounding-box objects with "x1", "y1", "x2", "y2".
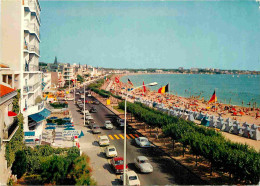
[{"x1": 40, "y1": 0, "x2": 260, "y2": 70}]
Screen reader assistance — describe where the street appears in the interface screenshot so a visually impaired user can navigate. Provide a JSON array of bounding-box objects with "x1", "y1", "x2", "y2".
[{"x1": 69, "y1": 89, "x2": 192, "y2": 185}]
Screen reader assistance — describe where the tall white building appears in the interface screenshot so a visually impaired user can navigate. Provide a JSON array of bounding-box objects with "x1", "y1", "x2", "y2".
[{"x1": 1, "y1": 0, "x2": 49, "y2": 141}]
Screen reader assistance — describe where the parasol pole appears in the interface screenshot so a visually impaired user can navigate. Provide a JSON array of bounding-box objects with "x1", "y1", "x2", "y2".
[{"x1": 215, "y1": 88, "x2": 216, "y2": 113}]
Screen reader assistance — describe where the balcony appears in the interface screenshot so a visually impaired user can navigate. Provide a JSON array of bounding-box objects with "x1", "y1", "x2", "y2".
[
  {"x1": 24, "y1": 20, "x2": 40, "y2": 41},
  {"x1": 24, "y1": 0, "x2": 41, "y2": 24},
  {"x1": 26, "y1": 101, "x2": 44, "y2": 116},
  {"x1": 3, "y1": 117, "x2": 19, "y2": 142},
  {"x1": 24, "y1": 63, "x2": 39, "y2": 72},
  {"x1": 28, "y1": 45, "x2": 40, "y2": 56},
  {"x1": 23, "y1": 82, "x2": 40, "y2": 94}
]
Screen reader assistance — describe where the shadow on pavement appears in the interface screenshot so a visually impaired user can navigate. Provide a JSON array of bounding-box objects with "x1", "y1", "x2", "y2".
[
  {"x1": 103, "y1": 163, "x2": 115, "y2": 174},
  {"x1": 92, "y1": 141, "x2": 100, "y2": 147},
  {"x1": 112, "y1": 179, "x2": 121, "y2": 186},
  {"x1": 97, "y1": 152, "x2": 107, "y2": 159}
]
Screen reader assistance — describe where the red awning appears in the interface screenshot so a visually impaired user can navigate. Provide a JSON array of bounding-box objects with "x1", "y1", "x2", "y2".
[{"x1": 8, "y1": 111, "x2": 17, "y2": 117}]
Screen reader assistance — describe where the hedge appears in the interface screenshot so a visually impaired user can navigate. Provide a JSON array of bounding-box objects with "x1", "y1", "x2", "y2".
[{"x1": 119, "y1": 101, "x2": 260, "y2": 184}]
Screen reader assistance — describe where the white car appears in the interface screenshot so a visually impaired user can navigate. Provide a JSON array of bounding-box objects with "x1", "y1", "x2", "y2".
[
  {"x1": 120, "y1": 171, "x2": 140, "y2": 186},
  {"x1": 98, "y1": 135, "x2": 110, "y2": 146},
  {"x1": 134, "y1": 156, "x2": 153, "y2": 173},
  {"x1": 88, "y1": 93, "x2": 91, "y2": 97},
  {"x1": 104, "y1": 120, "x2": 113, "y2": 129},
  {"x1": 82, "y1": 110, "x2": 89, "y2": 114},
  {"x1": 117, "y1": 118, "x2": 125, "y2": 127},
  {"x1": 135, "y1": 137, "x2": 151, "y2": 147},
  {"x1": 105, "y1": 145, "x2": 118, "y2": 158}
]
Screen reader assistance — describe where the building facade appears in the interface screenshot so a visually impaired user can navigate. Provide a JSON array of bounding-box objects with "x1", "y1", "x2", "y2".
[{"x1": 1, "y1": 0, "x2": 49, "y2": 141}]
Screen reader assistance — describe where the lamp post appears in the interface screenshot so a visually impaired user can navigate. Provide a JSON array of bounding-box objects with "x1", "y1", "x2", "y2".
[
  {"x1": 84, "y1": 82, "x2": 86, "y2": 125},
  {"x1": 123, "y1": 82, "x2": 157, "y2": 185},
  {"x1": 74, "y1": 77, "x2": 77, "y2": 104}
]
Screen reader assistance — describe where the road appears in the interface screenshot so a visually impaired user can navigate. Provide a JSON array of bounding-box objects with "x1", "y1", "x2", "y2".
[{"x1": 70, "y1": 88, "x2": 203, "y2": 185}]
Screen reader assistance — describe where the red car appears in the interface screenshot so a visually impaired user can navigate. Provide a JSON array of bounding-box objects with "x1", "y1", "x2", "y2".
[{"x1": 111, "y1": 157, "x2": 128, "y2": 174}]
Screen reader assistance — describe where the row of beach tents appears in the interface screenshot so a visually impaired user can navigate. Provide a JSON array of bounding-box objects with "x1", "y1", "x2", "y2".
[{"x1": 137, "y1": 99, "x2": 260, "y2": 141}]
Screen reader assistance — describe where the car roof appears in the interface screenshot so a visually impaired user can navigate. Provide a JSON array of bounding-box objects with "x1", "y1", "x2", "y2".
[
  {"x1": 99, "y1": 135, "x2": 108, "y2": 139},
  {"x1": 127, "y1": 171, "x2": 138, "y2": 177},
  {"x1": 114, "y1": 157, "x2": 123, "y2": 161},
  {"x1": 137, "y1": 156, "x2": 148, "y2": 161},
  {"x1": 93, "y1": 124, "x2": 99, "y2": 127},
  {"x1": 138, "y1": 137, "x2": 147, "y2": 140}
]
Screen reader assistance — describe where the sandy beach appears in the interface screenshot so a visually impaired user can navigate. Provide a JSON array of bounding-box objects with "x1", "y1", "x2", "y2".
[{"x1": 113, "y1": 74, "x2": 260, "y2": 126}]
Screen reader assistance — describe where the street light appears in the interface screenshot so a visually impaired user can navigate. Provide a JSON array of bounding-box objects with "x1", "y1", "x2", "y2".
[
  {"x1": 123, "y1": 82, "x2": 157, "y2": 185},
  {"x1": 84, "y1": 82, "x2": 86, "y2": 125}
]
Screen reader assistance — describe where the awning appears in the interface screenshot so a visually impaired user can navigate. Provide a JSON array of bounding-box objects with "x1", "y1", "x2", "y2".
[
  {"x1": 24, "y1": 131, "x2": 35, "y2": 136},
  {"x1": 8, "y1": 111, "x2": 17, "y2": 117},
  {"x1": 39, "y1": 108, "x2": 51, "y2": 118},
  {"x1": 29, "y1": 113, "x2": 45, "y2": 123}
]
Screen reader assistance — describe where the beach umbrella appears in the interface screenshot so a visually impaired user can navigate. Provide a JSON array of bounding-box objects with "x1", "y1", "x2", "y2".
[
  {"x1": 63, "y1": 117, "x2": 71, "y2": 121},
  {"x1": 78, "y1": 130, "x2": 84, "y2": 138},
  {"x1": 49, "y1": 116, "x2": 58, "y2": 120},
  {"x1": 45, "y1": 126, "x2": 56, "y2": 130},
  {"x1": 232, "y1": 107, "x2": 236, "y2": 111},
  {"x1": 46, "y1": 123, "x2": 56, "y2": 126},
  {"x1": 239, "y1": 111, "x2": 245, "y2": 115},
  {"x1": 64, "y1": 127, "x2": 75, "y2": 130}
]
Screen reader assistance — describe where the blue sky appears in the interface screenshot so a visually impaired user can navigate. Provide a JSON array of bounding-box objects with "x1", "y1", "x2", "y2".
[{"x1": 40, "y1": 1, "x2": 260, "y2": 70}]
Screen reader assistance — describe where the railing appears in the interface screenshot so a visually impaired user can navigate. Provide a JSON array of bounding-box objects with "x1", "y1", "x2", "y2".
[
  {"x1": 24, "y1": 63, "x2": 39, "y2": 71},
  {"x1": 26, "y1": 101, "x2": 44, "y2": 115},
  {"x1": 28, "y1": 45, "x2": 40, "y2": 55},
  {"x1": 23, "y1": 82, "x2": 40, "y2": 93},
  {"x1": 24, "y1": 19, "x2": 40, "y2": 39},
  {"x1": 24, "y1": 0, "x2": 41, "y2": 23},
  {"x1": 3, "y1": 117, "x2": 19, "y2": 141}
]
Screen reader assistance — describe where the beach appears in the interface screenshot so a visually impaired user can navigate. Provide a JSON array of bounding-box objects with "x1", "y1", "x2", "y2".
[{"x1": 108, "y1": 73, "x2": 260, "y2": 126}]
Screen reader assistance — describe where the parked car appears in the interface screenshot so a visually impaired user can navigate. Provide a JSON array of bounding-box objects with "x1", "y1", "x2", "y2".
[
  {"x1": 104, "y1": 120, "x2": 113, "y2": 129},
  {"x1": 117, "y1": 118, "x2": 125, "y2": 127},
  {"x1": 80, "y1": 94, "x2": 84, "y2": 99},
  {"x1": 111, "y1": 157, "x2": 128, "y2": 174},
  {"x1": 82, "y1": 110, "x2": 89, "y2": 114},
  {"x1": 78, "y1": 103, "x2": 84, "y2": 108},
  {"x1": 105, "y1": 145, "x2": 118, "y2": 158},
  {"x1": 134, "y1": 156, "x2": 153, "y2": 173},
  {"x1": 135, "y1": 137, "x2": 151, "y2": 147},
  {"x1": 120, "y1": 171, "x2": 140, "y2": 186},
  {"x1": 88, "y1": 93, "x2": 92, "y2": 97},
  {"x1": 91, "y1": 124, "x2": 101, "y2": 134},
  {"x1": 94, "y1": 100, "x2": 100, "y2": 105},
  {"x1": 90, "y1": 107, "x2": 97, "y2": 113},
  {"x1": 98, "y1": 135, "x2": 110, "y2": 146}
]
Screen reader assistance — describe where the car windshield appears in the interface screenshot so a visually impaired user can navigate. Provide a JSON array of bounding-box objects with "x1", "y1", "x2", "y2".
[
  {"x1": 93, "y1": 126, "x2": 99, "y2": 129},
  {"x1": 115, "y1": 160, "x2": 123, "y2": 165},
  {"x1": 129, "y1": 176, "x2": 137, "y2": 180},
  {"x1": 140, "y1": 160, "x2": 148, "y2": 163},
  {"x1": 109, "y1": 148, "x2": 115, "y2": 152},
  {"x1": 140, "y1": 139, "x2": 147, "y2": 142},
  {"x1": 101, "y1": 139, "x2": 108, "y2": 142}
]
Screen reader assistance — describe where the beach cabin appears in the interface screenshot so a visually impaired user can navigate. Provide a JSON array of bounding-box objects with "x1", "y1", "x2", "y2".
[
  {"x1": 224, "y1": 122, "x2": 234, "y2": 133},
  {"x1": 251, "y1": 128, "x2": 260, "y2": 140},
  {"x1": 232, "y1": 124, "x2": 240, "y2": 135},
  {"x1": 209, "y1": 117, "x2": 217, "y2": 128},
  {"x1": 188, "y1": 113, "x2": 195, "y2": 122},
  {"x1": 201, "y1": 117, "x2": 210, "y2": 127},
  {"x1": 216, "y1": 120, "x2": 225, "y2": 129},
  {"x1": 197, "y1": 113, "x2": 205, "y2": 121},
  {"x1": 181, "y1": 112, "x2": 189, "y2": 120},
  {"x1": 242, "y1": 126, "x2": 251, "y2": 138}
]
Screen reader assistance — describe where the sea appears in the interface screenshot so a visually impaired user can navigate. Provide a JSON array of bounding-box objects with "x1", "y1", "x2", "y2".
[{"x1": 121, "y1": 74, "x2": 260, "y2": 107}]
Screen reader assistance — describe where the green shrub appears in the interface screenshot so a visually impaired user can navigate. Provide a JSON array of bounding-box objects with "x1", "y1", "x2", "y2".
[
  {"x1": 11, "y1": 150, "x2": 27, "y2": 178},
  {"x1": 121, "y1": 101, "x2": 260, "y2": 184}
]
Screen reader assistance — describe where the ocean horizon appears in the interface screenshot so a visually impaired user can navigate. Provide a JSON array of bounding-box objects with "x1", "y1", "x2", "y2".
[{"x1": 121, "y1": 74, "x2": 260, "y2": 107}]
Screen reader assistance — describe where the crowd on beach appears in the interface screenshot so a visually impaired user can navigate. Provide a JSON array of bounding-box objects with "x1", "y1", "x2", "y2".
[{"x1": 107, "y1": 75, "x2": 260, "y2": 126}]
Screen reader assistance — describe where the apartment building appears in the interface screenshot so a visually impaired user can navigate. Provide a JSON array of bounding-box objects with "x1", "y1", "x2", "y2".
[{"x1": 1, "y1": 0, "x2": 50, "y2": 141}]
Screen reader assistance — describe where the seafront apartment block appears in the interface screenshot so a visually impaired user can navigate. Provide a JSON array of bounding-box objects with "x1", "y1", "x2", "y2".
[{"x1": 1, "y1": 0, "x2": 50, "y2": 142}]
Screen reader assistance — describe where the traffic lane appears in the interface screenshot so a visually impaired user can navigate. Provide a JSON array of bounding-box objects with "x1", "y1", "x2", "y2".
[
  {"x1": 68, "y1": 101, "x2": 120, "y2": 185},
  {"x1": 83, "y1": 96, "x2": 176, "y2": 185}
]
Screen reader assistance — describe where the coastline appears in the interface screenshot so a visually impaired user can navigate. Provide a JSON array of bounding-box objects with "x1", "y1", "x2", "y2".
[{"x1": 112, "y1": 73, "x2": 260, "y2": 126}]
